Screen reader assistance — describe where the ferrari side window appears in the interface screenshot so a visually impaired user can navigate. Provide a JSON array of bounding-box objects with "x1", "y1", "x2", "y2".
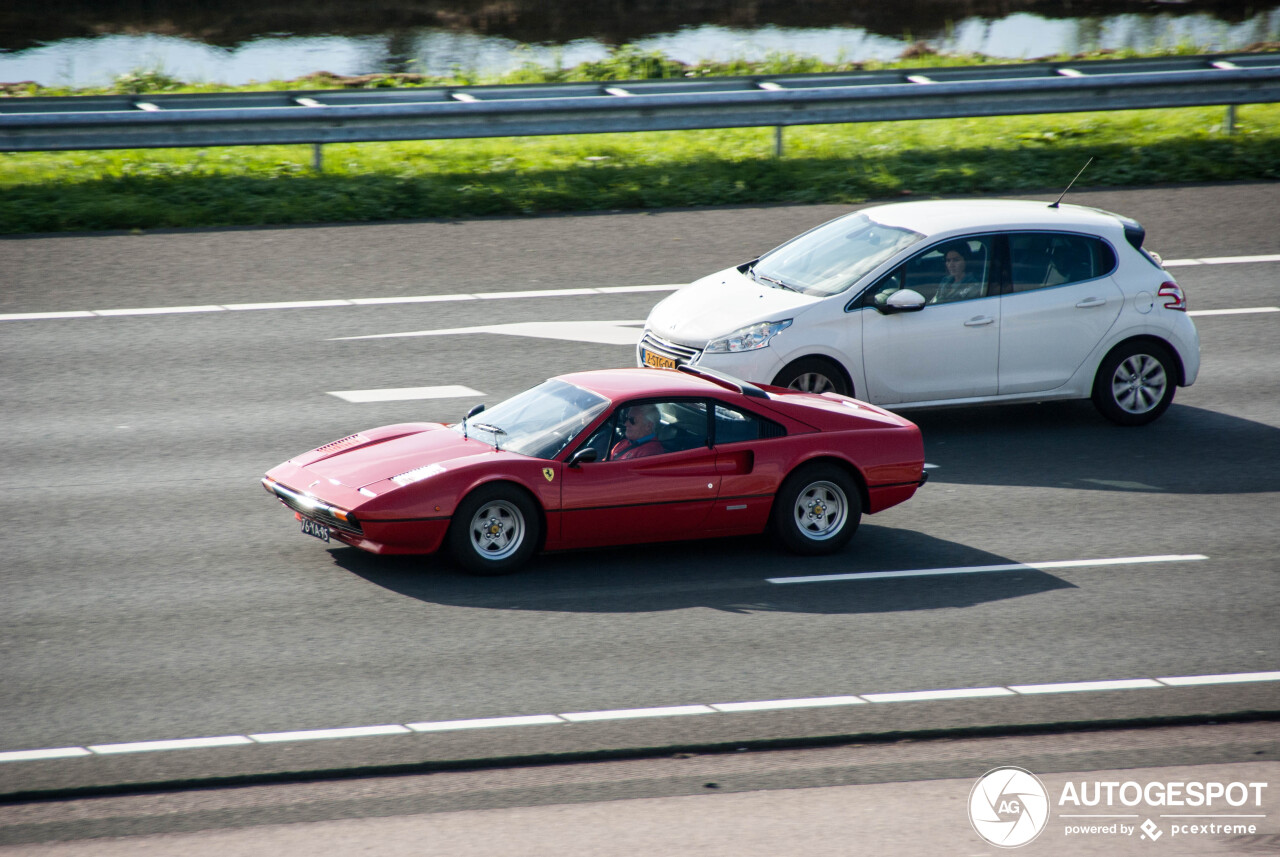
[
  {"x1": 713, "y1": 404, "x2": 785, "y2": 443},
  {"x1": 608, "y1": 400, "x2": 710, "y2": 460}
]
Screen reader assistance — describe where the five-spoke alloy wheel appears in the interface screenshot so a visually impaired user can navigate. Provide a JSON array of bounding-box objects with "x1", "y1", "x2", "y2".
[
  {"x1": 448, "y1": 484, "x2": 541, "y2": 575},
  {"x1": 771, "y1": 463, "x2": 862, "y2": 555}
]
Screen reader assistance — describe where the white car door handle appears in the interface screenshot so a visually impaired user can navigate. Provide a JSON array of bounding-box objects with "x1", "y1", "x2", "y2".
[
  {"x1": 964, "y1": 316, "x2": 995, "y2": 327},
  {"x1": 1075, "y1": 297, "x2": 1107, "y2": 308}
]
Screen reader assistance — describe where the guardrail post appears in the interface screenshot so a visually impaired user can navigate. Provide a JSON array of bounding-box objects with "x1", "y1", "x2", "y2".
[
  {"x1": 774, "y1": 126, "x2": 783, "y2": 157},
  {"x1": 312, "y1": 143, "x2": 324, "y2": 172},
  {"x1": 1224, "y1": 104, "x2": 1237, "y2": 135}
]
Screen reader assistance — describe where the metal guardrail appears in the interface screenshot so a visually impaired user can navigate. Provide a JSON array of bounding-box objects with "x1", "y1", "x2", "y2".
[{"x1": 2, "y1": 53, "x2": 1278, "y2": 159}]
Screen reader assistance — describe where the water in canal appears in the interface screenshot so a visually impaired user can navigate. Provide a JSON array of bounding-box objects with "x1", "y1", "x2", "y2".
[{"x1": 3, "y1": 1, "x2": 1278, "y2": 88}]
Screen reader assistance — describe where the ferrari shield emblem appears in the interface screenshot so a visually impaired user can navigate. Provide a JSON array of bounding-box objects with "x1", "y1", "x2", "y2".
[{"x1": 542, "y1": 467, "x2": 555, "y2": 482}]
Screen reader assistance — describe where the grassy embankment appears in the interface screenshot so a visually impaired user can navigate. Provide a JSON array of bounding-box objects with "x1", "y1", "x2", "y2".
[{"x1": 2, "y1": 46, "x2": 1278, "y2": 234}]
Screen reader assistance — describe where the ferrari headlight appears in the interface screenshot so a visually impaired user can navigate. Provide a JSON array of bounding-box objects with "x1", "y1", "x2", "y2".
[{"x1": 704, "y1": 319, "x2": 792, "y2": 353}]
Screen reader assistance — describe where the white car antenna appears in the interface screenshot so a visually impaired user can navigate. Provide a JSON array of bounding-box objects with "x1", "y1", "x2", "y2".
[{"x1": 1049, "y1": 157, "x2": 1094, "y2": 208}]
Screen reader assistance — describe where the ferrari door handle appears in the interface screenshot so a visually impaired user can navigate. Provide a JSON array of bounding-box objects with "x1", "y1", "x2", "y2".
[
  {"x1": 1075, "y1": 297, "x2": 1107, "y2": 308},
  {"x1": 963, "y1": 316, "x2": 995, "y2": 327}
]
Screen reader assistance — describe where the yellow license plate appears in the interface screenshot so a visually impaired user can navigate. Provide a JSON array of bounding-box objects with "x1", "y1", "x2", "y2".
[{"x1": 643, "y1": 349, "x2": 678, "y2": 370}]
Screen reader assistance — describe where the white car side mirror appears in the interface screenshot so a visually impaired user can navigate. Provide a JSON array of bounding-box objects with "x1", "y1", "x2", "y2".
[{"x1": 884, "y1": 288, "x2": 927, "y2": 313}]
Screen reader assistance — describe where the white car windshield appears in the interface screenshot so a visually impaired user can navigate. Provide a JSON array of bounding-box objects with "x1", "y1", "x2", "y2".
[
  {"x1": 751, "y1": 212, "x2": 924, "y2": 297},
  {"x1": 451, "y1": 379, "x2": 609, "y2": 460}
]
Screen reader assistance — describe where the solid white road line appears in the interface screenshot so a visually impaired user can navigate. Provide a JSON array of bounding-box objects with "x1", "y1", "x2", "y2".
[
  {"x1": 89, "y1": 736, "x2": 254, "y2": 754},
  {"x1": 5, "y1": 255, "x2": 1280, "y2": 321},
  {"x1": 1158, "y1": 671, "x2": 1280, "y2": 686},
  {"x1": 327, "y1": 385, "x2": 483, "y2": 403},
  {"x1": 766, "y1": 554, "x2": 1208, "y2": 585},
  {"x1": 1007, "y1": 679, "x2": 1163, "y2": 694},
  {"x1": 1189, "y1": 307, "x2": 1279, "y2": 316},
  {"x1": 0, "y1": 284, "x2": 684, "y2": 322},
  {"x1": 333, "y1": 320, "x2": 645, "y2": 346},
  {"x1": 408, "y1": 715, "x2": 566, "y2": 732},
  {"x1": 559, "y1": 705, "x2": 717, "y2": 722},
  {"x1": 710, "y1": 696, "x2": 865, "y2": 713},
  {"x1": 1164, "y1": 254, "x2": 1280, "y2": 266},
  {"x1": 861, "y1": 687, "x2": 1015, "y2": 703},
  {"x1": 0, "y1": 747, "x2": 92, "y2": 763},
  {"x1": 3, "y1": 669, "x2": 1276, "y2": 764},
  {"x1": 248, "y1": 724, "x2": 411, "y2": 743}
]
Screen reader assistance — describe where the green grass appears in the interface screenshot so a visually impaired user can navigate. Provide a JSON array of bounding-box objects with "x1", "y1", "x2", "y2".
[{"x1": 2, "y1": 46, "x2": 1278, "y2": 234}]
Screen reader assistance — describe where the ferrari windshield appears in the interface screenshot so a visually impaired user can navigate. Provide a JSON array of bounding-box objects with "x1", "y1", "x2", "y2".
[
  {"x1": 751, "y1": 212, "x2": 924, "y2": 297},
  {"x1": 452, "y1": 379, "x2": 609, "y2": 460}
]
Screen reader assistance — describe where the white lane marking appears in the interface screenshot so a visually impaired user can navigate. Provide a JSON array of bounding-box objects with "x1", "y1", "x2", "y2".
[
  {"x1": 407, "y1": 715, "x2": 566, "y2": 732},
  {"x1": 327, "y1": 385, "x2": 483, "y2": 403},
  {"x1": 226, "y1": 299, "x2": 354, "y2": 311},
  {"x1": 1008, "y1": 678, "x2": 1162, "y2": 694},
  {"x1": 335, "y1": 320, "x2": 646, "y2": 346},
  {"x1": 1158, "y1": 670, "x2": 1280, "y2": 686},
  {"x1": 767, "y1": 554, "x2": 1208, "y2": 585},
  {"x1": 89, "y1": 736, "x2": 254, "y2": 754},
  {"x1": 711, "y1": 696, "x2": 865, "y2": 713},
  {"x1": 0, "y1": 311, "x2": 97, "y2": 321},
  {"x1": 94, "y1": 305, "x2": 224, "y2": 316},
  {"x1": 0, "y1": 284, "x2": 683, "y2": 322},
  {"x1": 0, "y1": 747, "x2": 92, "y2": 763},
  {"x1": 1164, "y1": 254, "x2": 1280, "y2": 266},
  {"x1": 862, "y1": 687, "x2": 1015, "y2": 703},
  {"x1": 1189, "y1": 307, "x2": 1278, "y2": 316},
  {"x1": 248, "y1": 724, "x2": 411, "y2": 743},
  {"x1": 559, "y1": 705, "x2": 717, "y2": 722},
  {"x1": 4, "y1": 669, "x2": 1277, "y2": 764}
]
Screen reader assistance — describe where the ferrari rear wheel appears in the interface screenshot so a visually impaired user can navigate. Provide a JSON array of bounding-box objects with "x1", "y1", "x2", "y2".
[
  {"x1": 771, "y1": 463, "x2": 861, "y2": 555},
  {"x1": 448, "y1": 484, "x2": 540, "y2": 575},
  {"x1": 772, "y1": 357, "x2": 851, "y2": 397}
]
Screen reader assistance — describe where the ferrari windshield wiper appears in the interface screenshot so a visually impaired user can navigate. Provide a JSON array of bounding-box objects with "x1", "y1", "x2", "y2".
[{"x1": 470, "y1": 422, "x2": 507, "y2": 450}]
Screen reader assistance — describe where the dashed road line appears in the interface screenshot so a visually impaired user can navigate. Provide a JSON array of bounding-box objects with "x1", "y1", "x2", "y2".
[
  {"x1": 1189, "y1": 307, "x2": 1278, "y2": 317},
  {"x1": 4, "y1": 254, "x2": 1279, "y2": 322},
  {"x1": 2, "y1": 669, "x2": 1276, "y2": 765},
  {"x1": 0, "y1": 284, "x2": 683, "y2": 323},
  {"x1": 765, "y1": 554, "x2": 1208, "y2": 585},
  {"x1": 327, "y1": 385, "x2": 484, "y2": 403}
]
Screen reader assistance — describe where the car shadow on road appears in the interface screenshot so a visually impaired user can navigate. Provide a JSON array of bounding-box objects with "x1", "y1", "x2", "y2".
[
  {"x1": 908, "y1": 401, "x2": 1280, "y2": 494},
  {"x1": 333, "y1": 524, "x2": 1075, "y2": 614}
]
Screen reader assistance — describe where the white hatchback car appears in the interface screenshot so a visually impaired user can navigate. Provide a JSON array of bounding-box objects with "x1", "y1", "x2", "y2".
[{"x1": 639, "y1": 199, "x2": 1200, "y2": 425}]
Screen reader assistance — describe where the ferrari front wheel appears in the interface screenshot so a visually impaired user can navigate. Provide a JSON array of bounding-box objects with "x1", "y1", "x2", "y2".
[
  {"x1": 448, "y1": 484, "x2": 540, "y2": 575},
  {"x1": 771, "y1": 463, "x2": 861, "y2": 555}
]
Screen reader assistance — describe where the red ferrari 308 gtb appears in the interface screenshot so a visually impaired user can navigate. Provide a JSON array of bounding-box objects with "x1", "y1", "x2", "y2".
[{"x1": 262, "y1": 366, "x2": 926, "y2": 574}]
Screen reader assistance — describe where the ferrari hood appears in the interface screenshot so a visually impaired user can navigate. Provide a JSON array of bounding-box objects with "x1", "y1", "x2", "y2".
[
  {"x1": 290, "y1": 424, "x2": 496, "y2": 490},
  {"x1": 646, "y1": 266, "x2": 819, "y2": 346}
]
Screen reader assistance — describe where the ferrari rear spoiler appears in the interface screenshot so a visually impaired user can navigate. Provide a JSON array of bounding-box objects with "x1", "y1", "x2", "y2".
[{"x1": 677, "y1": 364, "x2": 769, "y2": 399}]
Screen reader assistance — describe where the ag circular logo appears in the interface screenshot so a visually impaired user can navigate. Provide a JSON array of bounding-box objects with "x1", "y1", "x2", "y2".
[{"x1": 969, "y1": 766, "x2": 1050, "y2": 848}]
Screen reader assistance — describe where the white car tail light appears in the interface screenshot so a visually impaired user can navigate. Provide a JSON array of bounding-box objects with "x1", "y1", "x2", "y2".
[{"x1": 1158, "y1": 281, "x2": 1186, "y2": 311}]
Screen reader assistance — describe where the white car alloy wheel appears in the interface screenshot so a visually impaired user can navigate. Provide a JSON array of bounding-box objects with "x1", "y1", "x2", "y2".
[
  {"x1": 773, "y1": 357, "x2": 852, "y2": 397},
  {"x1": 1092, "y1": 340, "x2": 1177, "y2": 427},
  {"x1": 1110, "y1": 353, "x2": 1168, "y2": 416}
]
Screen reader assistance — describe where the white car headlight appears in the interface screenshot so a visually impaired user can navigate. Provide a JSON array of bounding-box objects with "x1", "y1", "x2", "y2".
[{"x1": 704, "y1": 319, "x2": 792, "y2": 353}]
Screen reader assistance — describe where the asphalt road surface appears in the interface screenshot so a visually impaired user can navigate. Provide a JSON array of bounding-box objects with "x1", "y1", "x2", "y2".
[{"x1": 2, "y1": 183, "x2": 1278, "y2": 848}]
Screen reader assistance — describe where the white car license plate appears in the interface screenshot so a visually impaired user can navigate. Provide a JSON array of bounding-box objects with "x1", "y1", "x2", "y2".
[
  {"x1": 642, "y1": 348, "x2": 677, "y2": 370},
  {"x1": 301, "y1": 518, "x2": 330, "y2": 542}
]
